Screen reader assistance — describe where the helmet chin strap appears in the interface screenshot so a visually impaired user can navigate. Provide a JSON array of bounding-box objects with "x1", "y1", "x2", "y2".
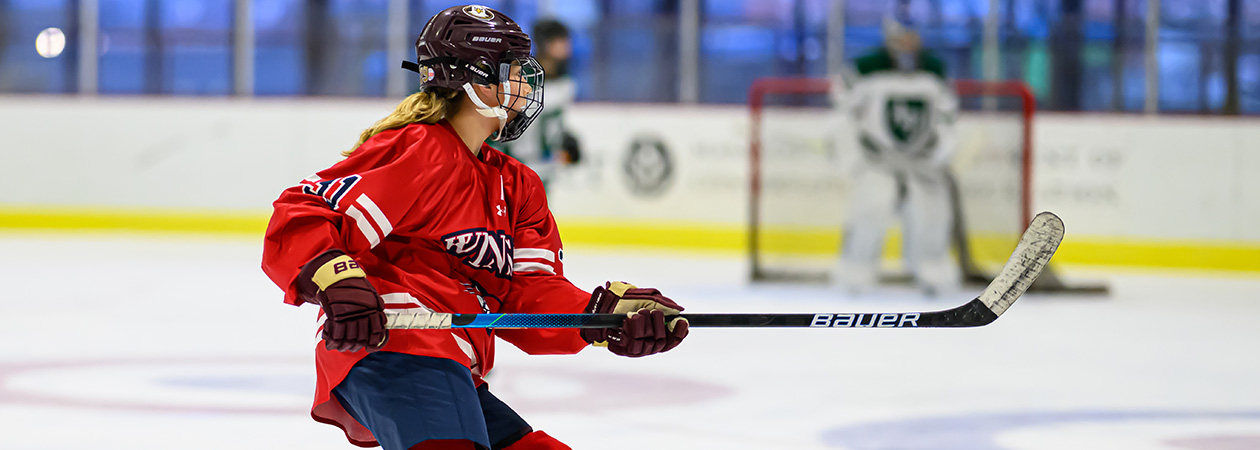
[{"x1": 462, "y1": 82, "x2": 508, "y2": 141}]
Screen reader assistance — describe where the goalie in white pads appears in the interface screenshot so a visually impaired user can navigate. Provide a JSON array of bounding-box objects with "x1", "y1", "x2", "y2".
[{"x1": 832, "y1": 18, "x2": 961, "y2": 296}]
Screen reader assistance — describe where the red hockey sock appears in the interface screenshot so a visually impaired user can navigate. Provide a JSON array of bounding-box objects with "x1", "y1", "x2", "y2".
[{"x1": 501, "y1": 431, "x2": 571, "y2": 450}]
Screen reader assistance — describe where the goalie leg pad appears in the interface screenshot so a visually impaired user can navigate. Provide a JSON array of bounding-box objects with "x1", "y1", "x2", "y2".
[
  {"x1": 837, "y1": 167, "x2": 898, "y2": 292},
  {"x1": 902, "y1": 170, "x2": 960, "y2": 294}
]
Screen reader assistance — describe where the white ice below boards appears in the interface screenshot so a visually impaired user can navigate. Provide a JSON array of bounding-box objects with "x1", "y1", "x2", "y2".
[{"x1": 1, "y1": 233, "x2": 1258, "y2": 450}]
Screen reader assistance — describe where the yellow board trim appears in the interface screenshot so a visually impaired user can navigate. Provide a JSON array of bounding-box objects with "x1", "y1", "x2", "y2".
[
  {"x1": 2, "y1": 207, "x2": 1259, "y2": 273},
  {"x1": 0, "y1": 206, "x2": 269, "y2": 235},
  {"x1": 558, "y1": 219, "x2": 1260, "y2": 274}
]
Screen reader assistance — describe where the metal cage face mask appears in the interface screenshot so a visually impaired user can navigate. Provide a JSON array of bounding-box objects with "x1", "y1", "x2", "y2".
[{"x1": 494, "y1": 56, "x2": 545, "y2": 142}]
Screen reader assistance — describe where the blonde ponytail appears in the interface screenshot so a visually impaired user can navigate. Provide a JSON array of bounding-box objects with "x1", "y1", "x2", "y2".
[{"x1": 344, "y1": 88, "x2": 463, "y2": 156}]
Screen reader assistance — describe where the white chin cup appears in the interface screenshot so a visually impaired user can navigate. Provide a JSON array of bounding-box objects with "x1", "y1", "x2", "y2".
[{"x1": 462, "y1": 82, "x2": 508, "y2": 140}]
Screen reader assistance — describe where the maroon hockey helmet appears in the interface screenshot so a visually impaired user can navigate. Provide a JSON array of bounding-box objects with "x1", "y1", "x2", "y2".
[{"x1": 402, "y1": 5, "x2": 544, "y2": 142}]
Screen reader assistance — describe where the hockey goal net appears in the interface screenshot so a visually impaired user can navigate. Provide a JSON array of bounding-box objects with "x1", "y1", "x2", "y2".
[{"x1": 748, "y1": 77, "x2": 1099, "y2": 292}]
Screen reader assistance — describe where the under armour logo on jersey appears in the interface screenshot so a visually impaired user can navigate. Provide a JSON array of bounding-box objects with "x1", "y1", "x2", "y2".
[
  {"x1": 301, "y1": 175, "x2": 361, "y2": 210},
  {"x1": 496, "y1": 205, "x2": 506, "y2": 216},
  {"x1": 442, "y1": 228, "x2": 514, "y2": 279}
]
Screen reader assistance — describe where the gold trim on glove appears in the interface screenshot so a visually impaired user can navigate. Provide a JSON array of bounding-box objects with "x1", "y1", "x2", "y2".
[{"x1": 607, "y1": 281, "x2": 635, "y2": 297}]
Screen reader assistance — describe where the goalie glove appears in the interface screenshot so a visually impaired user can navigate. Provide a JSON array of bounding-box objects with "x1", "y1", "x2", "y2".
[
  {"x1": 581, "y1": 282, "x2": 689, "y2": 357},
  {"x1": 296, "y1": 249, "x2": 388, "y2": 353}
]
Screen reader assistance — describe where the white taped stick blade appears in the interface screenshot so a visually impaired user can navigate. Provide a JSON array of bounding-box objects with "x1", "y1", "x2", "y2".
[{"x1": 979, "y1": 212, "x2": 1065, "y2": 317}]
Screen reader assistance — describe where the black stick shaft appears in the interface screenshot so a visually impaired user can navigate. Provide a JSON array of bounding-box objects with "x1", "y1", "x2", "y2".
[{"x1": 445, "y1": 299, "x2": 997, "y2": 329}]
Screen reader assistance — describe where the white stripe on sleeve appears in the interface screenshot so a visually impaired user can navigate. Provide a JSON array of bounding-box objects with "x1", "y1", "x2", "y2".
[
  {"x1": 513, "y1": 248, "x2": 555, "y2": 262},
  {"x1": 355, "y1": 194, "x2": 393, "y2": 238},
  {"x1": 346, "y1": 205, "x2": 382, "y2": 248},
  {"x1": 512, "y1": 261, "x2": 555, "y2": 275},
  {"x1": 380, "y1": 293, "x2": 426, "y2": 308}
]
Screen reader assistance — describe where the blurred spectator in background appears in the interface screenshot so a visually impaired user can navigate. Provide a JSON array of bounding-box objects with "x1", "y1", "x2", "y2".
[
  {"x1": 491, "y1": 18, "x2": 582, "y2": 191},
  {"x1": 831, "y1": 16, "x2": 961, "y2": 297}
]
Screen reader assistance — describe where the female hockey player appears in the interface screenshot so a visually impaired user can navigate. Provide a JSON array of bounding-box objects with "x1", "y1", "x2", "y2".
[{"x1": 260, "y1": 5, "x2": 689, "y2": 450}]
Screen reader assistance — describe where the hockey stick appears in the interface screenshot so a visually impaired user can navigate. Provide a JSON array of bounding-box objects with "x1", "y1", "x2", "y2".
[{"x1": 385, "y1": 211, "x2": 1064, "y2": 330}]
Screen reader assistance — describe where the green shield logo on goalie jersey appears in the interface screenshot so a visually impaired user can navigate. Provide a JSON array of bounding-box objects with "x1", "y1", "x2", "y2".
[{"x1": 884, "y1": 97, "x2": 930, "y2": 145}]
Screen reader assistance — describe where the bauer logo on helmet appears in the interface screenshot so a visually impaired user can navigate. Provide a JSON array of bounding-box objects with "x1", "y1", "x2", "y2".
[{"x1": 463, "y1": 5, "x2": 495, "y2": 21}]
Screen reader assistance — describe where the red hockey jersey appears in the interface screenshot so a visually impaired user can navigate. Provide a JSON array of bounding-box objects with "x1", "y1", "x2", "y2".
[{"x1": 261, "y1": 120, "x2": 592, "y2": 446}]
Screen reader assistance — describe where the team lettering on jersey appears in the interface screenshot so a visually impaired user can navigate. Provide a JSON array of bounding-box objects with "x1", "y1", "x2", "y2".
[
  {"x1": 301, "y1": 175, "x2": 361, "y2": 210},
  {"x1": 442, "y1": 228, "x2": 514, "y2": 279}
]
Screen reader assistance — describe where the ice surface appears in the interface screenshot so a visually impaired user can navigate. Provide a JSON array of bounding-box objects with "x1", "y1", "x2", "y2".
[{"x1": 1, "y1": 233, "x2": 1258, "y2": 450}]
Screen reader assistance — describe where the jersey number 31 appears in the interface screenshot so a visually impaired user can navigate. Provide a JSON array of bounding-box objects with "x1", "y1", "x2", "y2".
[{"x1": 302, "y1": 175, "x2": 361, "y2": 210}]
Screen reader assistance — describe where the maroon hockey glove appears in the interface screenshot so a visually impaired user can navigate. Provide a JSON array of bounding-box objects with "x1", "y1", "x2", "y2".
[
  {"x1": 581, "y1": 282, "x2": 689, "y2": 357},
  {"x1": 297, "y1": 250, "x2": 388, "y2": 353}
]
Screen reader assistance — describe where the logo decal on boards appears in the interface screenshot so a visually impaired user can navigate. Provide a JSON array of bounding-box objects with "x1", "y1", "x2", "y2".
[{"x1": 622, "y1": 134, "x2": 674, "y2": 198}]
